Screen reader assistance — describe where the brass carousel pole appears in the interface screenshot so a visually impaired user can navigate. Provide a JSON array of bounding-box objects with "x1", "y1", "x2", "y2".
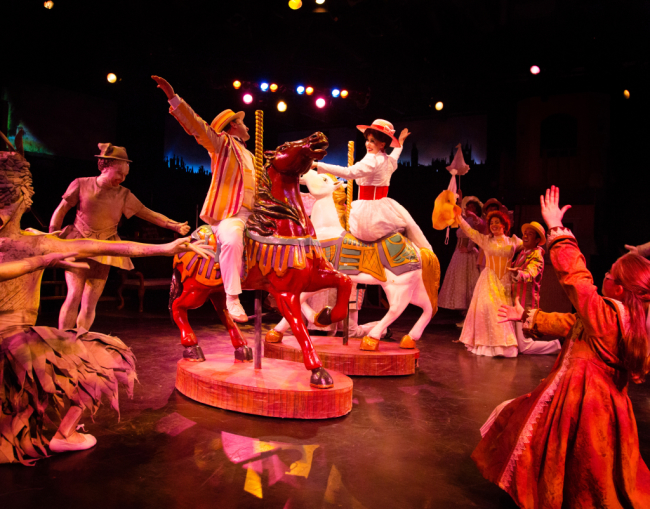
[
  {"x1": 343, "y1": 141, "x2": 354, "y2": 346},
  {"x1": 254, "y1": 110, "x2": 264, "y2": 369}
]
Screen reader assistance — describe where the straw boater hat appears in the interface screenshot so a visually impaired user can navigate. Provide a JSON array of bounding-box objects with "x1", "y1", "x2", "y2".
[
  {"x1": 356, "y1": 119, "x2": 401, "y2": 148},
  {"x1": 211, "y1": 109, "x2": 245, "y2": 133},
  {"x1": 95, "y1": 143, "x2": 132, "y2": 162},
  {"x1": 461, "y1": 196, "x2": 483, "y2": 213},
  {"x1": 521, "y1": 221, "x2": 546, "y2": 246}
]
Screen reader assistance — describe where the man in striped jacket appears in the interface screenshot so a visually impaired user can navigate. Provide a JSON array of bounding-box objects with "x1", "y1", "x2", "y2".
[{"x1": 153, "y1": 76, "x2": 255, "y2": 322}]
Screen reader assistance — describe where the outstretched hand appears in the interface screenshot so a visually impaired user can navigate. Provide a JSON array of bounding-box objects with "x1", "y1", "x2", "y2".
[
  {"x1": 151, "y1": 75, "x2": 175, "y2": 100},
  {"x1": 540, "y1": 185, "x2": 571, "y2": 230},
  {"x1": 42, "y1": 252, "x2": 90, "y2": 271},
  {"x1": 497, "y1": 297, "x2": 525, "y2": 323},
  {"x1": 625, "y1": 245, "x2": 640, "y2": 255},
  {"x1": 398, "y1": 128, "x2": 411, "y2": 146},
  {"x1": 165, "y1": 238, "x2": 215, "y2": 261}
]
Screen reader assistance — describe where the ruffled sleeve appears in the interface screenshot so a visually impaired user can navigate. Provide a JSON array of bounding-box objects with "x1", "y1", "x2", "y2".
[{"x1": 522, "y1": 308, "x2": 577, "y2": 339}]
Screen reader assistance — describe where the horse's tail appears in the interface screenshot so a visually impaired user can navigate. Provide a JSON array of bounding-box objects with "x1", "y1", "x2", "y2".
[{"x1": 419, "y1": 248, "x2": 440, "y2": 316}]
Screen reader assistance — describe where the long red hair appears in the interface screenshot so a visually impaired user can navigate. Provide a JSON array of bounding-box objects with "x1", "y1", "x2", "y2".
[{"x1": 610, "y1": 253, "x2": 650, "y2": 383}]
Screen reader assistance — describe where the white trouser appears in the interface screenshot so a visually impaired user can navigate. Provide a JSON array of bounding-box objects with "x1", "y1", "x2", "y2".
[
  {"x1": 211, "y1": 207, "x2": 252, "y2": 296},
  {"x1": 515, "y1": 322, "x2": 561, "y2": 355}
]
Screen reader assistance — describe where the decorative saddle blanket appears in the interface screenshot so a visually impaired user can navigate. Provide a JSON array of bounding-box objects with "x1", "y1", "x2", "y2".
[
  {"x1": 319, "y1": 231, "x2": 421, "y2": 282},
  {"x1": 173, "y1": 225, "x2": 224, "y2": 287},
  {"x1": 173, "y1": 226, "x2": 326, "y2": 286}
]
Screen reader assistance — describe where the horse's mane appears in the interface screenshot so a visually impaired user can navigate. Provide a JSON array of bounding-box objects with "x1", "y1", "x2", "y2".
[
  {"x1": 328, "y1": 174, "x2": 348, "y2": 230},
  {"x1": 247, "y1": 156, "x2": 302, "y2": 236}
]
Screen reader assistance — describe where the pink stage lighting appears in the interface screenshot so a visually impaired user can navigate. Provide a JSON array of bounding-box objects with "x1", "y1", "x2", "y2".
[
  {"x1": 243, "y1": 93, "x2": 253, "y2": 104},
  {"x1": 530, "y1": 65, "x2": 541, "y2": 75},
  {"x1": 315, "y1": 98, "x2": 326, "y2": 108}
]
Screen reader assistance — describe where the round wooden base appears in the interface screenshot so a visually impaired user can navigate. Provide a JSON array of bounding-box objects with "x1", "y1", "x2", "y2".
[
  {"x1": 176, "y1": 354, "x2": 353, "y2": 419},
  {"x1": 264, "y1": 336, "x2": 419, "y2": 376}
]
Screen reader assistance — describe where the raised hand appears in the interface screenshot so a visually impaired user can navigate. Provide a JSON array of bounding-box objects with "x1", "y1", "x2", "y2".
[
  {"x1": 497, "y1": 297, "x2": 524, "y2": 323},
  {"x1": 398, "y1": 128, "x2": 411, "y2": 146},
  {"x1": 540, "y1": 185, "x2": 571, "y2": 230},
  {"x1": 151, "y1": 75, "x2": 175, "y2": 100},
  {"x1": 625, "y1": 245, "x2": 640, "y2": 255}
]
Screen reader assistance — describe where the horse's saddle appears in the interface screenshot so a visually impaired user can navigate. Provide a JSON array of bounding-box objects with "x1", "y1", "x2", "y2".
[
  {"x1": 320, "y1": 231, "x2": 421, "y2": 282},
  {"x1": 173, "y1": 225, "x2": 225, "y2": 287},
  {"x1": 173, "y1": 225, "x2": 326, "y2": 286}
]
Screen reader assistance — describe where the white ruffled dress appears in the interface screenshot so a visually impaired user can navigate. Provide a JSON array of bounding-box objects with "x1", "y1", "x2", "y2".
[{"x1": 317, "y1": 149, "x2": 432, "y2": 251}]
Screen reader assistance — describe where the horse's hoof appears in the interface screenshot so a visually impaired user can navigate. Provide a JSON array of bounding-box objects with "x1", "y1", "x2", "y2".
[
  {"x1": 399, "y1": 335, "x2": 416, "y2": 349},
  {"x1": 310, "y1": 367, "x2": 334, "y2": 389},
  {"x1": 265, "y1": 330, "x2": 284, "y2": 343},
  {"x1": 314, "y1": 306, "x2": 332, "y2": 327},
  {"x1": 360, "y1": 336, "x2": 380, "y2": 351},
  {"x1": 234, "y1": 345, "x2": 253, "y2": 363},
  {"x1": 183, "y1": 345, "x2": 206, "y2": 362}
]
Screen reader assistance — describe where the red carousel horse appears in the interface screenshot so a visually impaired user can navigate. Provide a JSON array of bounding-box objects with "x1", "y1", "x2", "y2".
[{"x1": 169, "y1": 133, "x2": 352, "y2": 388}]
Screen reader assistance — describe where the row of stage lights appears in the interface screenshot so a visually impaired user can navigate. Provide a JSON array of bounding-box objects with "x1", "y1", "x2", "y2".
[
  {"x1": 101, "y1": 73, "x2": 634, "y2": 107},
  {"x1": 233, "y1": 80, "x2": 349, "y2": 111}
]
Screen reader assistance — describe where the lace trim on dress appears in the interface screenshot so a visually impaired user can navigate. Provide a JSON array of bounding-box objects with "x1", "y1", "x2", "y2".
[
  {"x1": 522, "y1": 308, "x2": 538, "y2": 332},
  {"x1": 546, "y1": 226, "x2": 575, "y2": 245},
  {"x1": 497, "y1": 336, "x2": 576, "y2": 491}
]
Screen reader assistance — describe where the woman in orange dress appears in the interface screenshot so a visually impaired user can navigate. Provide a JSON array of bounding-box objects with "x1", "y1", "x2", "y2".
[{"x1": 474, "y1": 186, "x2": 650, "y2": 508}]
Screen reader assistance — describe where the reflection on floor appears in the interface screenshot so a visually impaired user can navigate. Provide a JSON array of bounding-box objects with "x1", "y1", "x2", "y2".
[{"x1": 2, "y1": 304, "x2": 650, "y2": 509}]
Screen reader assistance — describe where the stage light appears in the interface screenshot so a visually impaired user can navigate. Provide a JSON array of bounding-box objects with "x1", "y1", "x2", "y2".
[
  {"x1": 306, "y1": 86, "x2": 314, "y2": 95},
  {"x1": 233, "y1": 80, "x2": 241, "y2": 89},
  {"x1": 623, "y1": 89, "x2": 631, "y2": 99},
  {"x1": 243, "y1": 93, "x2": 253, "y2": 104},
  {"x1": 435, "y1": 101, "x2": 443, "y2": 111},
  {"x1": 288, "y1": 0, "x2": 302, "y2": 10},
  {"x1": 340, "y1": 90, "x2": 349, "y2": 98},
  {"x1": 332, "y1": 89, "x2": 340, "y2": 98},
  {"x1": 107, "y1": 73, "x2": 117, "y2": 84},
  {"x1": 260, "y1": 82, "x2": 269, "y2": 92},
  {"x1": 277, "y1": 101, "x2": 287, "y2": 112},
  {"x1": 270, "y1": 83, "x2": 278, "y2": 92},
  {"x1": 296, "y1": 85, "x2": 305, "y2": 94},
  {"x1": 530, "y1": 65, "x2": 541, "y2": 75},
  {"x1": 316, "y1": 0, "x2": 325, "y2": 3},
  {"x1": 44, "y1": 1, "x2": 54, "y2": 8},
  {"x1": 316, "y1": 98, "x2": 326, "y2": 108}
]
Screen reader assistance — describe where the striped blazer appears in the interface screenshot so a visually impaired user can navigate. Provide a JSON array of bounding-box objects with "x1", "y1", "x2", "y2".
[
  {"x1": 510, "y1": 246, "x2": 544, "y2": 308},
  {"x1": 170, "y1": 97, "x2": 253, "y2": 224}
]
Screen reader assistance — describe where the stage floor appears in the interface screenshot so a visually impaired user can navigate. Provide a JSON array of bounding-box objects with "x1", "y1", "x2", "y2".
[{"x1": 3, "y1": 303, "x2": 650, "y2": 509}]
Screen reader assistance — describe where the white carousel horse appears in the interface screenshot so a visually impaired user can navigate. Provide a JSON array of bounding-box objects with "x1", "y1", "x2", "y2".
[{"x1": 266, "y1": 170, "x2": 440, "y2": 350}]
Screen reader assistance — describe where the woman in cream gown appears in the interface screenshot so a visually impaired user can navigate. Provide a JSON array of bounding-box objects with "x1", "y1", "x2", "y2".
[{"x1": 456, "y1": 209, "x2": 522, "y2": 357}]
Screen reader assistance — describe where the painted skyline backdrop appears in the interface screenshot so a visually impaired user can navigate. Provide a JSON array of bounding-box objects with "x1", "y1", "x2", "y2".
[{"x1": 164, "y1": 114, "x2": 487, "y2": 172}]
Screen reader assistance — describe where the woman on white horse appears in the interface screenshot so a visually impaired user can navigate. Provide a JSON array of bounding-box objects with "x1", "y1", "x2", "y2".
[{"x1": 312, "y1": 120, "x2": 431, "y2": 251}]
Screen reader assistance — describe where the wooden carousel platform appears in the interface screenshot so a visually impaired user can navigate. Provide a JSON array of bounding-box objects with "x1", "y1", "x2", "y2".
[
  {"x1": 176, "y1": 354, "x2": 353, "y2": 419},
  {"x1": 264, "y1": 335, "x2": 419, "y2": 376}
]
